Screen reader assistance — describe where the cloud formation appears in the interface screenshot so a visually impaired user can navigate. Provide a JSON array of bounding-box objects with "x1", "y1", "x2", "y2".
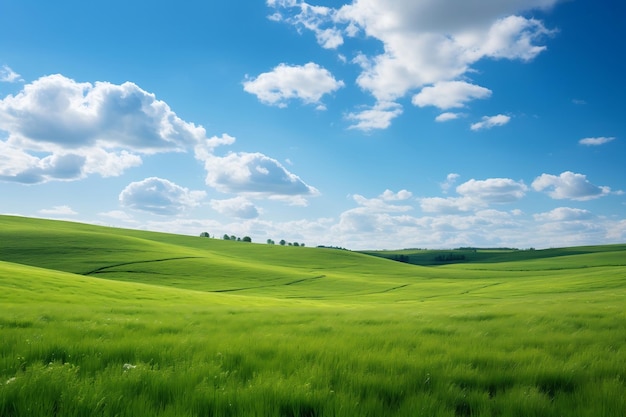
[
  {"x1": 579, "y1": 136, "x2": 615, "y2": 146},
  {"x1": 457, "y1": 178, "x2": 528, "y2": 203},
  {"x1": 412, "y1": 81, "x2": 492, "y2": 109},
  {"x1": 421, "y1": 177, "x2": 527, "y2": 213},
  {"x1": 345, "y1": 101, "x2": 403, "y2": 131},
  {"x1": 198, "y1": 151, "x2": 319, "y2": 204},
  {"x1": 534, "y1": 207, "x2": 593, "y2": 222},
  {"x1": 243, "y1": 62, "x2": 344, "y2": 108},
  {"x1": 0, "y1": 74, "x2": 204, "y2": 183},
  {"x1": 0, "y1": 74, "x2": 319, "y2": 205},
  {"x1": 0, "y1": 65, "x2": 22, "y2": 83},
  {"x1": 119, "y1": 177, "x2": 206, "y2": 215},
  {"x1": 471, "y1": 114, "x2": 511, "y2": 131},
  {"x1": 532, "y1": 171, "x2": 611, "y2": 200},
  {"x1": 38, "y1": 205, "x2": 77, "y2": 216},
  {"x1": 435, "y1": 112, "x2": 462, "y2": 122},
  {"x1": 210, "y1": 197, "x2": 260, "y2": 219},
  {"x1": 269, "y1": 0, "x2": 558, "y2": 129}
]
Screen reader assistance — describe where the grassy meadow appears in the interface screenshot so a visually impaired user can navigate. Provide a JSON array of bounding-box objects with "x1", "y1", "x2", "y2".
[{"x1": 1, "y1": 215, "x2": 625, "y2": 416}]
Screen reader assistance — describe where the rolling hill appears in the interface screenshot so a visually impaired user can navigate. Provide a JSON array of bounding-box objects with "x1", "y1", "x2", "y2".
[{"x1": 1, "y1": 215, "x2": 625, "y2": 417}]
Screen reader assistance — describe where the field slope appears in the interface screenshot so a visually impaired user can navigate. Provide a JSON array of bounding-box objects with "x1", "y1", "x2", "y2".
[{"x1": 1, "y1": 215, "x2": 625, "y2": 417}]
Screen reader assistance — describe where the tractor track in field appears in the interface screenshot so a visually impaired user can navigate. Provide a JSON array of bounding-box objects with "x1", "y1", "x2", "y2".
[
  {"x1": 210, "y1": 275, "x2": 326, "y2": 293},
  {"x1": 286, "y1": 283, "x2": 413, "y2": 299},
  {"x1": 83, "y1": 257, "x2": 202, "y2": 276}
]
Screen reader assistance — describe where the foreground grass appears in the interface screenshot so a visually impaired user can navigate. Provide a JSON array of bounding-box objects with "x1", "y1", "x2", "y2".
[{"x1": 1, "y1": 216, "x2": 625, "y2": 416}]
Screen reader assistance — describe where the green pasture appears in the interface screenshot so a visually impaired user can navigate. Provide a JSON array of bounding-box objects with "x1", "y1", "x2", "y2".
[{"x1": 1, "y1": 215, "x2": 625, "y2": 416}]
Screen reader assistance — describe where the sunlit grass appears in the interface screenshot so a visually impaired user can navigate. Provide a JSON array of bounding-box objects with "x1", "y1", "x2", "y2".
[{"x1": 1, "y1": 215, "x2": 625, "y2": 416}]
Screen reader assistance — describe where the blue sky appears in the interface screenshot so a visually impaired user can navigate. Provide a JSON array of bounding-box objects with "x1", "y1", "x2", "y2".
[{"x1": 1, "y1": 0, "x2": 624, "y2": 249}]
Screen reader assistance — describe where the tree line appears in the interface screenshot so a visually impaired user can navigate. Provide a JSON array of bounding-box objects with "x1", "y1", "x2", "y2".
[{"x1": 199, "y1": 232, "x2": 304, "y2": 246}]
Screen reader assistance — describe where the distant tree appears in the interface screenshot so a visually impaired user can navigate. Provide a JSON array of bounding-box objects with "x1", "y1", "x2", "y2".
[
  {"x1": 223, "y1": 234, "x2": 230, "y2": 240},
  {"x1": 279, "y1": 239, "x2": 286, "y2": 246},
  {"x1": 242, "y1": 236, "x2": 252, "y2": 243},
  {"x1": 301, "y1": 243, "x2": 305, "y2": 247},
  {"x1": 293, "y1": 242, "x2": 300, "y2": 247},
  {"x1": 393, "y1": 254, "x2": 409, "y2": 263},
  {"x1": 288, "y1": 242, "x2": 293, "y2": 246},
  {"x1": 199, "y1": 232, "x2": 210, "y2": 238},
  {"x1": 267, "y1": 239, "x2": 275, "y2": 245},
  {"x1": 434, "y1": 253, "x2": 466, "y2": 263},
  {"x1": 230, "y1": 235, "x2": 237, "y2": 241},
  {"x1": 237, "y1": 237, "x2": 241, "y2": 241}
]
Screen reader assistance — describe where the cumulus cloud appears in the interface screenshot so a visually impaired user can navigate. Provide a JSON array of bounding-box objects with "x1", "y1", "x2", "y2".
[
  {"x1": 345, "y1": 101, "x2": 403, "y2": 131},
  {"x1": 267, "y1": 1, "x2": 344, "y2": 49},
  {"x1": 532, "y1": 171, "x2": 611, "y2": 201},
  {"x1": 0, "y1": 143, "x2": 90, "y2": 183},
  {"x1": 197, "y1": 151, "x2": 319, "y2": 204},
  {"x1": 534, "y1": 207, "x2": 593, "y2": 222},
  {"x1": 243, "y1": 62, "x2": 344, "y2": 108},
  {"x1": 579, "y1": 136, "x2": 616, "y2": 146},
  {"x1": 119, "y1": 177, "x2": 206, "y2": 215},
  {"x1": 99, "y1": 210, "x2": 135, "y2": 222},
  {"x1": 352, "y1": 190, "x2": 414, "y2": 212},
  {"x1": 435, "y1": 112, "x2": 462, "y2": 122},
  {"x1": 380, "y1": 189, "x2": 412, "y2": 201},
  {"x1": 270, "y1": 0, "x2": 558, "y2": 130},
  {"x1": 420, "y1": 196, "x2": 476, "y2": 214},
  {"x1": 210, "y1": 197, "x2": 260, "y2": 219},
  {"x1": 1, "y1": 74, "x2": 319, "y2": 205},
  {"x1": 421, "y1": 177, "x2": 527, "y2": 214},
  {"x1": 457, "y1": 178, "x2": 528, "y2": 203},
  {"x1": 38, "y1": 205, "x2": 77, "y2": 216},
  {"x1": 412, "y1": 81, "x2": 492, "y2": 109},
  {"x1": 470, "y1": 114, "x2": 511, "y2": 130},
  {"x1": 0, "y1": 65, "x2": 22, "y2": 83},
  {"x1": 441, "y1": 173, "x2": 460, "y2": 193},
  {"x1": 0, "y1": 74, "x2": 205, "y2": 183}
]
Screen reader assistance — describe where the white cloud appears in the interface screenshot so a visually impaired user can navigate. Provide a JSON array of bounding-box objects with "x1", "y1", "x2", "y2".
[
  {"x1": 352, "y1": 190, "x2": 414, "y2": 212},
  {"x1": 380, "y1": 189, "x2": 412, "y2": 201},
  {"x1": 210, "y1": 197, "x2": 260, "y2": 219},
  {"x1": 270, "y1": 0, "x2": 557, "y2": 130},
  {"x1": 243, "y1": 62, "x2": 344, "y2": 108},
  {"x1": 441, "y1": 173, "x2": 460, "y2": 193},
  {"x1": 0, "y1": 65, "x2": 22, "y2": 83},
  {"x1": 534, "y1": 207, "x2": 593, "y2": 222},
  {"x1": 0, "y1": 74, "x2": 205, "y2": 183},
  {"x1": 579, "y1": 136, "x2": 616, "y2": 146},
  {"x1": 1, "y1": 74, "x2": 319, "y2": 205},
  {"x1": 457, "y1": 178, "x2": 528, "y2": 203},
  {"x1": 421, "y1": 177, "x2": 527, "y2": 214},
  {"x1": 345, "y1": 101, "x2": 403, "y2": 131},
  {"x1": 470, "y1": 114, "x2": 511, "y2": 131},
  {"x1": 267, "y1": 1, "x2": 344, "y2": 49},
  {"x1": 119, "y1": 177, "x2": 206, "y2": 215},
  {"x1": 420, "y1": 196, "x2": 476, "y2": 214},
  {"x1": 532, "y1": 171, "x2": 611, "y2": 201},
  {"x1": 435, "y1": 112, "x2": 462, "y2": 122},
  {"x1": 412, "y1": 81, "x2": 492, "y2": 109},
  {"x1": 99, "y1": 210, "x2": 135, "y2": 222},
  {"x1": 198, "y1": 151, "x2": 319, "y2": 203},
  {"x1": 38, "y1": 205, "x2": 77, "y2": 216},
  {"x1": 193, "y1": 134, "x2": 237, "y2": 161}
]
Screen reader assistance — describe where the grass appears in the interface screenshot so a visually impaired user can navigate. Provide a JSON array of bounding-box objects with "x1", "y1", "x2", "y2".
[{"x1": 1, "y1": 215, "x2": 625, "y2": 416}]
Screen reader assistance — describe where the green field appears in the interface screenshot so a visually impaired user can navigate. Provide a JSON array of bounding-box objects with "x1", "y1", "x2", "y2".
[{"x1": 1, "y1": 215, "x2": 625, "y2": 416}]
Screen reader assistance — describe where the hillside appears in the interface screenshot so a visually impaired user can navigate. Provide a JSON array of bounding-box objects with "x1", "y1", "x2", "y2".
[
  {"x1": 1, "y1": 215, "x2": 626, "y2": 417},
  {"x1": 361, "y1": 244, "x2": 626, "y2": 266}
]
